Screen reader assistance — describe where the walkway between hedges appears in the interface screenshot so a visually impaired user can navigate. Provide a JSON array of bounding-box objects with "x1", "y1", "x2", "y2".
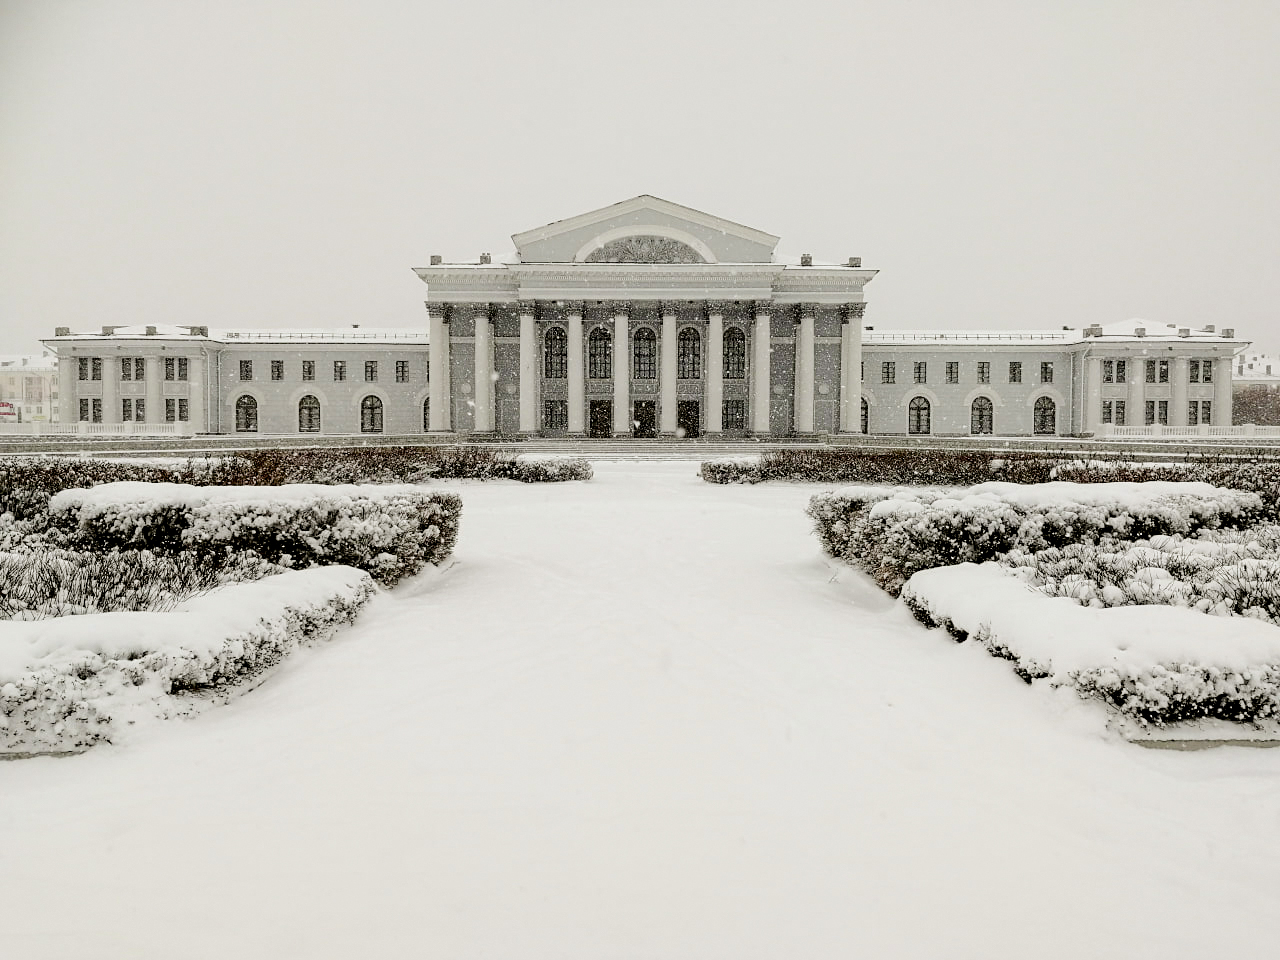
[{"x1": 3, "y1": 461, "x2": 1280, "y2": 959}]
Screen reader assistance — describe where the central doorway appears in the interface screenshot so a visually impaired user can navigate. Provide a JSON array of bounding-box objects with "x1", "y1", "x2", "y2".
[
  {"x1": 677, "y1": 400, "x2": 701, "y2": 439},
  {"x1": 589, "y1": 400, "x2": 612, "y2": 438},
  {"x1": 632, "y1": 400, "x2": 656, "y2": 438}
]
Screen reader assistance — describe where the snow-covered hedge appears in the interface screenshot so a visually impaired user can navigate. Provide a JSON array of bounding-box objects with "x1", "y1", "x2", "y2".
[
  {"x1": 901, "y1": 562, "x2": 1280, "y2": 726},
  {"x1": 809, "y1": 481, "x2": 1265, "y2": 595},
  {"x1": 509, "y1": 456, "x2": 593, "y2": 482},
  {"x1": 1000, "y1": 527, "x2": 1280, "y2": 626},
  {"x1": 701, "y1": 449, "x2": 1059, "y2": 485},
  {"x1": 49, "y1": 482, "x2": 462, "y2": 586},
  {"x1": 1051, "y1": 459, "x2": 1280, "y2": 519},
  {"x1": 0, "y1": 548, "x2": 277, "y2": 620},
  {"x1": 0, "y1": 566, "x2": 375, "y2": 753}
]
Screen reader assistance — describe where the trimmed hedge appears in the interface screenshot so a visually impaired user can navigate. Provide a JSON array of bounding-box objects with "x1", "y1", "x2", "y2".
[
  {"x1": 48, "y1": 482, "x2": 462, "y2": 586},
  {"x1": 809, "y1": 482, "x2": 1264, "y2": 596},
  {"x1": 702, "y1": 449, "x2": 1059, "y2": 485}
]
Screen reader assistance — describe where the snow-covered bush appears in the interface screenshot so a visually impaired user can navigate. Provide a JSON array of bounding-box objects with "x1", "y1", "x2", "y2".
[
  {"x1": 205, "y1": 446, "x2": 592, "y2": 484},
  {"x1": 0, "y1": 567, "x2": 375, "y2": 753},
  {"x1": 901, "y1": 562, "x2": 1280, "y2": 726},
  {"x1": 701, "y1": 449, "x2": 1059, "y2": 485},
  {"x1": 810, "y1": 481, "x2": 1265, "y2": 595},
  {"x1": 1051, "y1": 459, "x2": 1280, "y2": 520},
  {"x1": 1000, "y1": 526, "x2": 1280, "y2": 626},
  {"x1": 0, "y1": 548, "x2": 278, "y2": 620},
  {"x1": 49, "y1": 483, "x2": 462, "y2": 586},
  {"x1": 509, "y1": 456, "x2": 593, "y2": 482}
]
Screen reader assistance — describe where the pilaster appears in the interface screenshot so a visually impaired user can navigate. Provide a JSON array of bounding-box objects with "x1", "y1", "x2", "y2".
[
  {"x1": 794, "y1": 305, "x2": 816, "y2": 434},
  {"x1": 145, "y1": 356, "x2": 162, "y2": 424},
  {"x1": 427, "y1": 303, "x2": 451, "y2": 431},
  {"x1": 752, "y1": 302, "x2": 771, "y2": 435},
  {"x1": 518, "y1": 302, "x2": 537, "y2": 434},
  {"x1": 612, "y1": 302, "x2": 630, "y2": 435},
  {"x1": 472, "y1": 303, "x2": 494, "y2": 433},
  {"x1": 566, "y1": 303, "x2": 585, "y2": 435},
  {"x1": 839, "y1": 303, "x2": 864, "y2": 432},
  {"x1": 660, "y1": 303, "x2": 678, "y2": 434},
  {"x1": 1214, "y1": 357, "x2": 1232, "y2": 425},
  {"x1": 1171, "y1": 356, "x2": 1189, "y2": 427},
  {"x1": 704, "y1": 302, "x2": 724, "y2": 434},
  {"x1": 101, "y1": 354, "x2": 119, "y2": 424}
]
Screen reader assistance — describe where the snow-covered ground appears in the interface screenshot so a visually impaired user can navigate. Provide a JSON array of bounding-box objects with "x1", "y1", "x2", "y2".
[{"x1": 2, "y1": 461, "x2": 1279, "y2": 959}]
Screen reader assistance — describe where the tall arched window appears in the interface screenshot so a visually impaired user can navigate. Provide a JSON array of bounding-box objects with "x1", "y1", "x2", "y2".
[
  {"x1": 298, "y1": 395, "x2": 320, "y2": 433},
  {"x1": 1034, "y1": 396, "x2": 1056, "y2": 435},
  {"x1": 678, "y1": 327, "x2": 701, "y2": 379},
  {"x1": 422, "y1": 397, "x2": 430, "y2": 431},
  {"x1": 235, "y1": 395, "x2": 258, "y2": 432},
  {"x1": 361, "y1": 395, "x2": 383, "y2": 434},
  {"x1": 971, "y1": 396, "x2": 994, "y2": 435},
  {"x1": 860, "y1": 397, "x2": 869, "y2": 435},
  {"x1": 633, "y1": 328, "x2": 656, "y2": 379},
  {"x1": 544, "y1": 327, "x2": 567, "y2": 379},
  {"x1": 588, "y1": 327, "x2": 611, "y2": 379},
  {"x1": 908, "y1": 396, "x2": 931, "y2": 435},
  {"x1": 723, "y1": 327, "x2": 746, "y2": 379}
]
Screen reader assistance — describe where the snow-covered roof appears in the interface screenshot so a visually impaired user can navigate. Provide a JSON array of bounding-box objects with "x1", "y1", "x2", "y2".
[
  {"x1": 44, "y1": 325, "x2": 428, "y2": 345},
  {"x1": 864, "y1": 319, "x2": 1248, "y2": 348},
  {"x1": 0, "y1": 354, "x2": 57, "y2": 372},
  {"x1": 1235, "y1": 352, "x2": 1280, "y2": 382}
]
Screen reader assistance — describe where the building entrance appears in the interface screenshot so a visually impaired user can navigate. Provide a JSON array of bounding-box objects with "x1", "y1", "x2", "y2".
[
  {"x1": 677, "y1": 400, "x2": 701, "y2": 438},
  {"x1": 589, "y1": 400, "x2": 612, "y2": 438},
  {"x1": 633, "y1": 400, "x2": 657, "y2": 438}
]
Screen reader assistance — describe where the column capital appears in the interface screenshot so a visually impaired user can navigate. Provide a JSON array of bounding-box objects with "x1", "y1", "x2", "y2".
[
  {"x1": 848, "y1": 302, "x2": 868, "y2": 320},
  {"x1": 561, "y1": 300, "x2": 585, "y2": 316},
  {"x1": 606, "y1": 300, "x2": 631, "y2": 316},
  {"x1": 704, "y1": 300, "x2": 730, "y2": 317},
  {"x1": 753, "y1": 300, "x2": 772, "y2": 318},
  {"x1": 658, "y1": 301, "x2": 680, "y2": 318},
  {"x1": 517, "y1": 300, "x2": 538, "y2": 317}
]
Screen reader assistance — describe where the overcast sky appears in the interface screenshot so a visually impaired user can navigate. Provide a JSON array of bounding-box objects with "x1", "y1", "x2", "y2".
[{"x1": 2, "y1": 0, "x2": 1277, "y2": 356}]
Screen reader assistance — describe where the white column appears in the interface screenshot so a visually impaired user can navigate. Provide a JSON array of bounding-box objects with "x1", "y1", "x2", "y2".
[
  {"x1": 102, "y1": 354, "x2": 119, "y2": 423},
  {"x1": 1127, "y1": 355, "x2": 1145, "y2": 427},
  {"x1": 660, "y1": 305, "x2": 678, "y2": 434},
  {"x1": 752, "y1": 305, "x2": 771, "y2": 435},
  {"x1": 705, "y1": 305, "x2": 723, "y2": 434},
  {"x1": 57, "y1": 352, "x2": 75, "y2": 423},
  {"x1": 612, "y1": 305, "x2": 629, "y2": 435},
  {"x1": 145, "y1": 356, "x2": 162, "y2": 425},
  {"x1": 1171, "y1": 357, "x2": 1189, "y2": 427},
  {"x1": 1213, "y1": 357, "x2": 1232, "y2": 425},
  {"x1": 518, "y1": 303, "x2": 537, "y2": 434},
  {"x1": 187, "y1": 352, "x2": 206, "y2": 433},
  {"x1": 839, "y1": 303, "x2": 864, "y2": 432},
  {"x1": 794, "y1": 307, "x2": 816, "y2": 434},
  {"x1": 473, "y1": 305, "x2": 493, "y2": 433},
  {"x1": 428, "y1": 305, "x2": 451, "y2": 431},
  {"x1": 1084, "y1": 356, "x2": 1102, "y2": 435},
  {"x1": 567, "y1": 306, "x2": 585, "y2": 435}
]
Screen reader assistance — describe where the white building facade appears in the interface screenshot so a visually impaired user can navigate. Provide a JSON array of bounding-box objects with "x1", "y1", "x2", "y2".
[
  {"x1": 0, "y1": 354, "x2": 59, "y2": 424},
  {"x1": 41, "y1": 196, "x2": 1247, "y2": 439}
]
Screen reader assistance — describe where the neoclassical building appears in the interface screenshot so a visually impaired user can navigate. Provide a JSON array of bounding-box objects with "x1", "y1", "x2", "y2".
[{"x1": 41, "y1": 195, "x2": 1247, "y2": 439}]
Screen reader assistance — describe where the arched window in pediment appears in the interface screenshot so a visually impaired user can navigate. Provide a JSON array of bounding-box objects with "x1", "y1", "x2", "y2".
[{"x1": 584, "y1": 236, "x2": 706, "y2": 264}]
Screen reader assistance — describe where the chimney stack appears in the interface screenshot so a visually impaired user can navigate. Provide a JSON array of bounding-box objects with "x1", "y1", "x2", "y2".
[
  {"x1": 847, "y1": 257, "x2": 861, "y2": 267},
  {"x1": 430, "y1": 255, "x2": 442, "y2": 265},
  {"x1": 800, "y1": 253, "x2": 813, "y2": 266},
  {"x1": 54, "y1": 326, "x2": 70, "y2": 337},
  {"x1": 1222, "y1": 328, "x2": 1235, "y2": 338},
  {"x1": 145, "y1": 325, "x2": 157, "y2": 336},
  {"x1": 479, "y1": 252, "x2": 491, "y2": 265}
]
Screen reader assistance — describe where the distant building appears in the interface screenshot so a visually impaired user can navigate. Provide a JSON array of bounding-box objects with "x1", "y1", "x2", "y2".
[
  {"x1": 0, "y1": 354, "x2": 59, "y2": 423},
  {"x1": 41, "y1": 196, "x2": 1251, "y2": 438},
  {"x1": 1233, "y1": 351, "x2": 1280, "y2": 426}
]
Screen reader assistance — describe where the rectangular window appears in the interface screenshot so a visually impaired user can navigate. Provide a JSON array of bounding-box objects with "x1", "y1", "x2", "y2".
[
  {"x1": 135, "y1": 358, "x2": 145, "y2": 380},
  {"x1": 1116, "y1": 359, "x2": 1127, "y2": 382},
  {"x1": 1201, "y1": 400, "x2": 1211, "y2": 423},
  {"x1": 1158, "y1": 359, "x2": 1169, "y2": 383},
  {"x1": 542, "y1": 399, "x2": 568, "y2": 432},
  {"x1": 91, "y1": 357, "x2": 101, "y2": 381},
  {"x1": 1008, "y1": 362, "x2": 1022, "y2": 384},
  {"x1": 165, "y1": 357, "x2": 175, "y2": 381},
  {"x1": 1158, "y1": 400, "x2": 1168, "y2": 425},
  {"x1": 723, "y1": 399, "x2": 746, "y2": 430},
  {"x1": 1102, "y1": 359, "x2": 1114, "y2": 383},
  {"x1": 91, "y1": 398, "x2": 102, "y2": 423},
  {"x1": 1040, "y1": 361, "x2": 1053, "y2": 383},
  {"x1": 913, "y1": 361, "x2": 927, "y2": 384},
  {"x1": 165, "y1": 398, "x2": 176, "y2": 423},
  {"x1": 78, "y1": 358, "x2": 89, "y2": 380},
  {"x1": 178, "y1": 398, "x2": 189, "y2": 422},
  {"x1": 1145, "y1": 359, "x2": 1157, "y2": 383},
  {"x1": 121, "y1": 357, "x2": 132, "y2": 381},
  {"x1": 302, "y1": 360, "x2": 315, "y2": 381},
  {"x1": 395, "y1": 360, "x2": 409, "y2": 383},
  {"x1": 334, "y1": 360, "x2": 346, "y2": 382},
  {"x1": 1115, "y1": 400, "x2": 1126, "y2": 426},
  {"x1": 1102, "y1": 400, "x2": 1113, "y2": 424},
  {"x1": 365, "y1": 360, "x2": 378, "y2": 382},
  {"x1": 271, "y1": 360, "x2": 284, "y2": 381},
  {"x1": 1202, "y1": 361, "x2": 1213, "y2": 383},
  {"x1": 177, "y1": 357, "x2": 188, "y2": 381},
  {"x1": 239, "y1": 359, "x2": 253, "y2": 381},
  {"x1": 79, "y1": 398, "x2": 89, "y2": 421},
  {"x1": 1189, "y1": 359, "x2": 1200, "y2": 383},
  {"x1": 122, "y1": 398, "x2": 132, "y2": 420},
  {"x1": 945, "y1": 361, "x2": 959, "y2": 384},
  {"x1": 1145, "y1": 400, "x2": 1155, "y2": 425},
  {"x1": 881, "y1": 361, "x2": 895, "y2": 384},
  {"x1": 860, "y1": 361, "x2": 864, "y2": 382},
  {"x1": 1188, "y1": 401, "x2": 1199, "y2": 426},
  {"x1": 977, "y1": 362, "x2": 990, "y2": 384},
  {"x1": 134, "y1": 398, "x2": 145, "y2": 422}
]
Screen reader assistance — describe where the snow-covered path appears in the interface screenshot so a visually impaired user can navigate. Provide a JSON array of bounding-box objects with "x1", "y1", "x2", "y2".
[{"x1": 3, "y1": 462, "x2": 1280, "y2": 959}]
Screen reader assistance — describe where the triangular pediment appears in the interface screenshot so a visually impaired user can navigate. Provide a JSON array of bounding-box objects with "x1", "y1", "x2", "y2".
[{"x1": 511, "y1": 195, "x2": 780, "y2": 264}]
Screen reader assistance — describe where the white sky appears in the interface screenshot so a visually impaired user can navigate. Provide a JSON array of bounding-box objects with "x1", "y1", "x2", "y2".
[{"x1": 2, "y1": 0, "x2": 1278, "y2": 355}]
